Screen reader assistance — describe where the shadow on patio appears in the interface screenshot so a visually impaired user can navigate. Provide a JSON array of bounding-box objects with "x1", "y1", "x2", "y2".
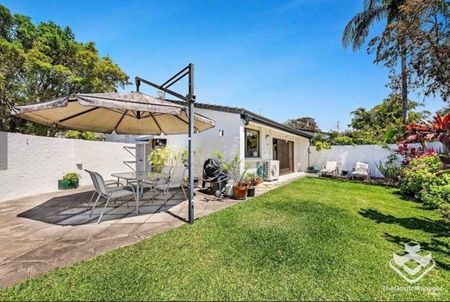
[{"x1": 17, "y1": 189, "x2": 187, "y2": 225}]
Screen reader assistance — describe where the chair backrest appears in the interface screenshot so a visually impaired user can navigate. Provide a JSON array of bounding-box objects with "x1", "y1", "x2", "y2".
[
  {"x1": 92, "y1": 172, "x2": 109, "y2": 196},
  {"x1": 355, "y1": 162, "x2": 369, "y2": 173},
  {"x1": 161, "y1": 166, "x2": 173, "y2": 175},
  {"x1": 325, "y1": 161, "x2": 337, "y2": 171},
  {"x1": 171, "y1": 166, "x2": 186, "y2": 183},
  {"x1": 85, "y1": 170, "x2": 100, "y2": 192}
]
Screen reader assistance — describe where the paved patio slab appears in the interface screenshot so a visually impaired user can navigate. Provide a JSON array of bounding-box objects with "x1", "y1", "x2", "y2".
[{"x1": 0, "y1": 172, "x2": 307, "y2": 288}]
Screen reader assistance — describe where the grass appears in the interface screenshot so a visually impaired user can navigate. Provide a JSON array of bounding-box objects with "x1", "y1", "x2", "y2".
[{"x1": 1, "y1": 177, "x2": 449, "y2": 300}]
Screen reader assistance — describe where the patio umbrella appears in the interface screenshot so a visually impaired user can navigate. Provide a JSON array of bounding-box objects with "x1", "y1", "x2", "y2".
[{"x1": 11, "y1": 92, "x2": 215, "y2": 135}]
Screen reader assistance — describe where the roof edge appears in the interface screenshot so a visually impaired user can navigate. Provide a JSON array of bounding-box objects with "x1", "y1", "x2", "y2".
[{"x1": 167, "y1": 99, "x2": 313, "y2": 139}]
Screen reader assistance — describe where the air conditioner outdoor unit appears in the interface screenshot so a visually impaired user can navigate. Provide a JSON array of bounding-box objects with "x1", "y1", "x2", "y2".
[{"x1": 264, "y1": 160, "x2": 279, "y2": 181}]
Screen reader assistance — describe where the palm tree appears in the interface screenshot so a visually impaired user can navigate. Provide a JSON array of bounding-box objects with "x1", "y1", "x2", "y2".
[{"x1": 342, "y1": 0, "x2": 408, "y2": 124}]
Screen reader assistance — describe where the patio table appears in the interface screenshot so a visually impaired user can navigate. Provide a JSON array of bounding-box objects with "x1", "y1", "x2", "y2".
[{"x1": 111, "y1": 171, "x2": 170, "y2": 213}]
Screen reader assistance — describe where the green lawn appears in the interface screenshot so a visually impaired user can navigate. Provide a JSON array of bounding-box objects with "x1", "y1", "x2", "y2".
[{"x1": 1, "y1": 178, "x2": 449, "y2": 301}]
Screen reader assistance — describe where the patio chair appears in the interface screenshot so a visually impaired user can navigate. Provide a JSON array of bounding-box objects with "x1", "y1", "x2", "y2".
[
  {"x1": 319, "y1": 161, "x2": 339, "y2": 177},
  {"x1": 154, "y1": 166, "x2": 187, "y2": 201},
  {"x1": 351, "y1": 162, "x2": 370, "y2": 181},
  {"x1": 89, "y1": 172, "x2": 137, "y2": 223},
  {"x1": 132, "y1": 166, "x2": 174, "y2": 199},
  {"x1": 85, "y1": 169, "x2": 122, "y2": 206}
]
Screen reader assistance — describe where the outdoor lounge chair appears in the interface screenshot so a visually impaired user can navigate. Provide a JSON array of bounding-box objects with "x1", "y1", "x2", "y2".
[
  {"x1": 351, "y1": 162, "x2": 370, "y2": 181},
  {"x1": 320, "y1": 161, "x2": 339, "y2": 177},
  {"x1": 86, "y1": 169, "x2": 123, "y2": 206},
  {"x1": 154, "y1": 166, "x2": 187, "y2": 201},
  {"x1": 88, "y1": 172, "x2": 137, "y2": 223}
]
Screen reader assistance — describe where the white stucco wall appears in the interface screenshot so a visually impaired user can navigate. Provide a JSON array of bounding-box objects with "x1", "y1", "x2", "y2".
[
  {"x1": 309, "y1": 142, "x2": 443, "y2": 178},
  {"x1": 151, "y1": 108, "x2": 244, "y2": 178},
  {"x1": 0, "y1": 132, "x2": 134, "y2": 202}
]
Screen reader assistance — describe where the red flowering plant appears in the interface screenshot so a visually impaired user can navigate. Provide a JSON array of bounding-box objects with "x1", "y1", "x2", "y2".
[
  {"x1": 395, "y1": 143, "x2": 434, "y2": 166},
  {"x1": 400, "y1": 113, "x2": 450, "y2": 171}
]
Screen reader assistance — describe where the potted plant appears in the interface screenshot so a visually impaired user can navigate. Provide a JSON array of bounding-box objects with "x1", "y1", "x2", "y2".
[
  {"x1": 58, "y1": 172, "x2": 80, "y2": 190},
  {"x1": 233, "y1": 170, "x2": 249, "y2": 200},
  {"x1": 245, "y1": 173, "x2": 256, "y2": 197},
  {"x1": 219, "y1": 153, "x2": 250, "y2": 200}
]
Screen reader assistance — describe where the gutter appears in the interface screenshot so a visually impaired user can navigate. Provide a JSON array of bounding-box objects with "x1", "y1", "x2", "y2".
[{"x1": 241, "y1": 111, "x2": 313, "y2": 139}]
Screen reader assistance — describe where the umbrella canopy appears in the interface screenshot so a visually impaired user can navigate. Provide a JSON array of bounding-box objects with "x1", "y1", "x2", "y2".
[{"x1": 11, "y1": 92, "x2": 215, "y2": 135}]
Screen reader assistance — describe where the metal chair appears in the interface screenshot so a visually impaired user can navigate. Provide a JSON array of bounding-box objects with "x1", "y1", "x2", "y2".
[
  {"x1": 89, "y1": 172, "x2": 137, "y2": 223},
  {"x1": 154, "y1": 166, "x2": 187, "y2": 201},
  {"x1": 85, "y1": 169, "x2": 122, "y2": 206}
]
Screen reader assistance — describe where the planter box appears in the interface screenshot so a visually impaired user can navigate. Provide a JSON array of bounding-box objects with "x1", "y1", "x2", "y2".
[{"x1": 58, "y1": 179, "x2": 79, "y2": 190}]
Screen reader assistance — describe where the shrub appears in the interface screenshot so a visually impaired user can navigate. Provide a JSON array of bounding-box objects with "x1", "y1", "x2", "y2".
[
  {"x1": 62, "y1": 172, "x2": 80, "y2": 188},
  {"x1": 399, "y1": 155, "x2": 444, "y2": 196},
  {"x1": 333, "y1": 135, "x2": 354, "y2": 145},
  {"x1": 419, "y1": 184, "x2": 450, "y2": 209},
  {"x1": 399, "y1": 155, "x2": 450, "y2": 219},
  {"x1": 376, "y1": 153, "x2": 401, "y2": 184}
]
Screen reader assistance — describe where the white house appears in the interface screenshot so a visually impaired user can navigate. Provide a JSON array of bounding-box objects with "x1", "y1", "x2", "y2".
[{"x1": 108, "y1": 101, "x2": 313, "y2": 178}]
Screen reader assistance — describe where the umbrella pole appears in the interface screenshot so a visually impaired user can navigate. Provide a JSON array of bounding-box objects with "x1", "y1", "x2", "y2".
[
  {"x1": 135, "y1": 63, "x2": 197, "y2": 223},
  {"x1": 187, "y1": 63, "x2": 195, "y2": 224}
]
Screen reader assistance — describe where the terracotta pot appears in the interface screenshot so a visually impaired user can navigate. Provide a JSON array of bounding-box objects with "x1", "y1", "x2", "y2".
[
  {"x1": 233, "y1": 184, "x2": 248, "y2": 200},
  {"x1": 255, "y1": 178, "x2": 262, "y2": 186}
]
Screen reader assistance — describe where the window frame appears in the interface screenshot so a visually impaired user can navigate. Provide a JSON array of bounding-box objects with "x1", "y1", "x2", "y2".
[{"x1": 245, "y1": 128, "x2": 260, "y2": 158}]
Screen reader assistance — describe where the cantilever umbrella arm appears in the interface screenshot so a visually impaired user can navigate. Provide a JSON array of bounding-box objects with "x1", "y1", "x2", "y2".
[{"x1": 135, "y1": 63, "x2": 196, "y2": 224}]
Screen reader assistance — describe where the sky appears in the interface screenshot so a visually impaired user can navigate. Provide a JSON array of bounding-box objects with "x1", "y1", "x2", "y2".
[{"x1": 1, "y1": 0, "x2": 444, "y2": 131}]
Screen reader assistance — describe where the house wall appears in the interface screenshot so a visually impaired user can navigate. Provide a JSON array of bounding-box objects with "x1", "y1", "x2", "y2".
[
  {"x1": 138, "y1": 108, "x2": 244, "y2": 178},
  {"x1": 0, "y1": 131, "x2": 134, "y2": 202},
  {"x1": 244, "y1": 122, "x2": 310, "y2": 174}
]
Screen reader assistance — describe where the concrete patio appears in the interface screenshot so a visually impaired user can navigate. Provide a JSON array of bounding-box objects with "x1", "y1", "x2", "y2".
[{"x1": 0, "y1": 172, "x2": 308, "y2": 288}]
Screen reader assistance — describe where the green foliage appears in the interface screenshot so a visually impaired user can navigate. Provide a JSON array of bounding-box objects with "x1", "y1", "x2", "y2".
[
  {"x1": 65, "y1": 130, "x2": 98, "y2": 141},
  {"x1": 399, "y1": 155, "x2": 450, "y2": 219},
  {"x1": 399, "y1": 155, "x2": 444, "y2": 196},
  {"x1": 220, "y1": 153, "x2": 241, "y2": 182},
  {"x1": 62, "y1": 172, "x2": 80, "y2": 186},
  {"x1": 349, "y1": 94, "x2": 429, "y2": 144},
  {"x1": 148, "y1": 147, "x2": 173, "y2": 173},
  {"x1": 311, "y1": 133, "x2": 331, "y2": 151},
  {"x1": 376, "y1": 153, "x2": 401, "y2": 184},
  {"x1": 313, "y1": 141, "x2": 331, "y2": 151},
  {"x1": 333, "y1": 135, "x2": 354, "y2": 145},
  {"x1": 0, "y1": 4, "x2": 129, "y2": 135},
  {"x1": 211, "y1": 150, "x2": 224, "y2": 161}
]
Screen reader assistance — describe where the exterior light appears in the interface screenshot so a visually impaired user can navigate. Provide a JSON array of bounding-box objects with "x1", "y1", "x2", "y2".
[
  {"x1": 156, "y1": 90, "x2": 165, "y2": 99},
  {"x1": 219, "y1": 129, "x2": 224, "y2": 136}
]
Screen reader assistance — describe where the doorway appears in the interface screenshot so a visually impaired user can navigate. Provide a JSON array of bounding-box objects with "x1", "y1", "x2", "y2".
[{"x1": 273, "y1": 138, "x2": 294, "y2": 174}]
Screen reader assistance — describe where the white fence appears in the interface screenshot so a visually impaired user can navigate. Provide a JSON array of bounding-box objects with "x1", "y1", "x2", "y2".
[
  {"x1": 309, "y1": 142, "x2": 443, "y2": 178},
  {"x1": 0, "y1": 132, "x2": 134, "y2": 202}
]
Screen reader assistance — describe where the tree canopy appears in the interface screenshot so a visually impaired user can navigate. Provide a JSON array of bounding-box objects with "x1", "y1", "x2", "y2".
[
  {"x1": 285, "y1": 117, "x2": 320, "y2": 132},
  {"x1": 312, "y1": 94, "x2": 430, "y2": 149},
  {"x1": 0, "y1": 4, "x2": 129, "y2": 135}
]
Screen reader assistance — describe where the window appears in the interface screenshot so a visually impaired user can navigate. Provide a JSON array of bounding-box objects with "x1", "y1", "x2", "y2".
[{"x1": 245, "y1": 128, "x2": 260, "y2": 158}]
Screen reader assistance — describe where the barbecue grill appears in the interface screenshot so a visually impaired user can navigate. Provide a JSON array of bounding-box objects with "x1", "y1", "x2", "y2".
[{"x1": 201, "y1": 158, "x2": 229, "y2": 196}]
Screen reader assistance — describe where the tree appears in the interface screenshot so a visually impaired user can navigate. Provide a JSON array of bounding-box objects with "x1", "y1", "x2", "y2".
[
  {"x1": 350, "y1": 94, "x2": 429, "y2": 143},
  {"x1": 373, "y1": 0, "x2": 450, "y2": 102},
  {"x1": 343, "y1": 0, "x2": 409, "y2": 123},
  {"x1": 0, "y1": 4, "x2": 129, "y2": 135},
  {"x1": 285, "y1": 117, "x2": 320, "y2": 131}
]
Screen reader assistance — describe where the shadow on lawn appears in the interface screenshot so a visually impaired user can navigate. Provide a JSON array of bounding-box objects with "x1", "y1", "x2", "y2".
[
  {"x1": 384, "y1": 233, "x2": 450, "y2": 271},
  {"x1": 359, "y1": 208, "x2": 450, "y2": 236}
]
